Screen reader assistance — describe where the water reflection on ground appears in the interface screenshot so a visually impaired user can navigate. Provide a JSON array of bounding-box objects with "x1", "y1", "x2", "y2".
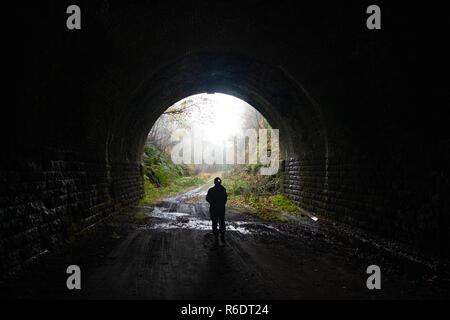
[{"x1": 138, "y1": 205, "x2": 280, "y2": 235}]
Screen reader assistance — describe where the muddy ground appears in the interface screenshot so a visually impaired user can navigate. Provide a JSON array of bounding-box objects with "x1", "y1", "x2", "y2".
[{"x1": 1, "y1": 182, "x2": 449, "y2": 299}]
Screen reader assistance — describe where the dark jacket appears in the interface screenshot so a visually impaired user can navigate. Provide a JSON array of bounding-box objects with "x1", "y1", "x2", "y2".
[{"x1": 206, "y1": 184, "x2": 228, "y2": 215}]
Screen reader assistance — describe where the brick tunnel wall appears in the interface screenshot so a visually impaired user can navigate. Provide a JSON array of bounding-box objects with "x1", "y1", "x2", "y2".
[
  {"x1": 281, "y1": 151, "x2": 449, "y2": 256},
  {"x1": 3, "y1": 1, "x2": 450, "y2": 279},
  {"x1": 282, "y1": 156, "x2": 387, "y2": 228},
  {"x1": 0, "y1": 149, "x2": 144, "y2": 278}
]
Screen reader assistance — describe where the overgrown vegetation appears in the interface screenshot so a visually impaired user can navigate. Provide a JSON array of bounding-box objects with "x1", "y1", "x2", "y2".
[
  {"x1": 140, "y1": 141, "x2": 211, "y2": 205},
  {"x1": 142, "y1": 142, "x2": 186, "y2": 187},
  {"x1": 223, "y1": 164, "x2": 279, "y2": 197},
  {"x1": 223, "y1": 165, "x2": 306, "y2": 221}
]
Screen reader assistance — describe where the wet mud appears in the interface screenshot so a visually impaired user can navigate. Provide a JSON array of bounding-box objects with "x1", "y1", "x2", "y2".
[
  {"x1": 78, "y1": 182, "x2": 449, "y2": 299},
  {"x1": 2, "y1": 182, "x2": 449, "y2": 299}
]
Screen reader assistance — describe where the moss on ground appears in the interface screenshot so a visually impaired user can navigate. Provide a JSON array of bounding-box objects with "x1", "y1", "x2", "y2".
[
  {"x1": 227, "y1": 195, "x2": 289, "y2": 222},
  {"x1": 222, "y1": 166, "x2": 307, "y2": 222}
]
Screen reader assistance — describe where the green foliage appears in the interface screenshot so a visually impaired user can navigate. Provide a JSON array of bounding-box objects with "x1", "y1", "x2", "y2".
[
  {"x1": 262, "y1": 211, "x2": 289, "y2": 222},
  {"x1": 134, "y1": 213, "x2": 149, "y2": 221},
  {"x1": 141, "y1": 141, "x2": 212, "y2": 204},
  {"x1": 223, "y1": 164, "x2": 280, "y2": 199},
  {"x1": 140, "y1": 174, "x2": 211, "y2": 205},
  {"x1": 111, "y1": 232, "x2": 121, "y2": 239},
  {"x1": 271, "y1": 194, "x2": 298, "y2": 212},
  {"x1": 228, "y1": 195, "x2": 288, "y2": 222},
  {"x1": 142, "y1": 141, "x2": 185, "y2": 187},
  {"x1": 224, "y1": 179, "x2": 252, "y2": 196},
  {"x1": 223, "y1": 165, "x2": 307, "y2": 222}
]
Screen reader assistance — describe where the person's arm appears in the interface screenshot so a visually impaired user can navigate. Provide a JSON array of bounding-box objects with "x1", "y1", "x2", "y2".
[
  {"x1": 206, "y1": 189, "x2": 211, "y2": 204},
  {"x1": 224, "y1": 188, "x2": 228, "y2": 204}
]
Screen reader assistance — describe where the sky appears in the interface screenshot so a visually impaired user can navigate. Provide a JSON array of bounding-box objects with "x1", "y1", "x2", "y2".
[{"x1": 176, "y1": 93, "x2": 250, "y2": 144}]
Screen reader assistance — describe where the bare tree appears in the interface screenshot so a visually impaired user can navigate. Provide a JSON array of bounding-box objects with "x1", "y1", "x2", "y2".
[{"x1": 147, "y1": 95, "x2": 212, "y2": 152}]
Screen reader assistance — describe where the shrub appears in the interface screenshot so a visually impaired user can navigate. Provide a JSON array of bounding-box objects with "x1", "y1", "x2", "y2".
[{"x1": 142, "y1": 141, "x2": 185, "y2": 187}]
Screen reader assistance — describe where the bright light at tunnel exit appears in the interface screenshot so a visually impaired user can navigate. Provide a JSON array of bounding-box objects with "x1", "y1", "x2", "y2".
[
  {"x1": 151, "y1": 92, "x2": 280, "y2": 175},
  {"x1": 190, "y1": 93, "x2": 248, "y2": 144}
]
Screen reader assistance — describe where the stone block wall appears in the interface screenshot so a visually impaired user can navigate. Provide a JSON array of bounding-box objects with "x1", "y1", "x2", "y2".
[
  {"x1": 281, "y1": 155, "x2": 449, "y2": 256},
  {"x1": 0, "y1": 151, "x2": 144, "y2": 279},
  {"x1": 111, "y1": 162, "x2": 146, "y2": 206}
]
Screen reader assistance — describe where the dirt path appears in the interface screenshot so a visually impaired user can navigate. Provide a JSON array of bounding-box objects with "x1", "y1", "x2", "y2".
[
  {"x1": 73, "y1": 182, "x2": 448, "y2": 299},
  {"x1": 2, "y1": 181, "x2": 447, "y2": 299}
]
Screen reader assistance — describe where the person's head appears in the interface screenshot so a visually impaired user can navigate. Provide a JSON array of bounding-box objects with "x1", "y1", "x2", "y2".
[{"x1": 214, "y1": 177, "x2": 222, "y2": 185}]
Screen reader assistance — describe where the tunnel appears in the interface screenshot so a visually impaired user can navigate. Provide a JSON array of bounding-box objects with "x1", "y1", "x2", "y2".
[{"x1": 2, "y1": 1, "x2": 449, "y2": 282}]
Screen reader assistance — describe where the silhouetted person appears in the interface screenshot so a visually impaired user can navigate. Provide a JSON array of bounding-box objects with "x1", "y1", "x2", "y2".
[{"x1": 206, "y1": 177, "x2": 228, "y2": 244}]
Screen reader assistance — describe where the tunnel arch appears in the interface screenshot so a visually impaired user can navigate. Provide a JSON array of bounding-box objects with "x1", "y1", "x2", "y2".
[
  {"x1": 3, "y1": 1, "x2": 449, "y2": 280},
  {"x1": 109, "y1": 52, "x2": 329, "y2": 168}
]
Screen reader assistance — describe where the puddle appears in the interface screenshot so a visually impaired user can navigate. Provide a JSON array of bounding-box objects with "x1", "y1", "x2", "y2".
[
  {"x1": 147, "y1": 207, "x2": 189, "y2": 220},
  {"x1": 138, "y1": 180, "x2": 284, "y2": 235},
  {"x1": 147, "y1": 221, "x2": 252, "y2": 234},
  {"x1": 140, "y1": 204, "x2": 280, "y2": 235}
]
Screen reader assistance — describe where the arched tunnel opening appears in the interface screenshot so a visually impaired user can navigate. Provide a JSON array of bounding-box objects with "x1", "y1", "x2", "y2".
[
  {"x1": 141, "y1": 92, "x2": 287, "y2": 232},
  {"x1": 144, "y1": 92, "x2": 284, "y2": 175},
  {"x1": 1, "y1": 1, "x2": 450, "y2": 301}
]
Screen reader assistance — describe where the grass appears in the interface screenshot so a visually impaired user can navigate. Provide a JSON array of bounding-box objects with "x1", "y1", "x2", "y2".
[
  {"x1": 222, "y1": 166, "x2": 307, "y2": 222},
  {"x1": 111, "y1": 231, "x2": 121, "y2": 239},
  {"x1": 98, "y1": 205, "x2": 151, "y2": 226},
  {"x1": 270, "y1": 194, "x2": 305, "y2": 216},
  {"x1": 134, "y1": 213, "x2": 150, "y2": 221},
  {"x1": 140, "y1": 141, "x2": 214, "y2": 205},
  {"x1": 227, "y1": 195, "x2": 289, "y2": 222},
  {"x1": 140, "y1": 173, "x2": 212, "y2": 205},
  {"x1": 228, "y1": 194, "x2": 308, "y2": 222}
]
